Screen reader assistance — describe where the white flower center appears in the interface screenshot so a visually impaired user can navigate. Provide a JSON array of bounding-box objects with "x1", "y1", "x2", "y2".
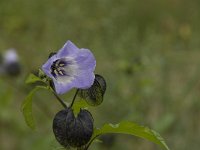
[{"x1": 51, "y1": 57, "x2": 78, "y2": 84}]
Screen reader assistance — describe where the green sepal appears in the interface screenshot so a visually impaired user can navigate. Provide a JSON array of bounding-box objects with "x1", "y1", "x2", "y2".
[
  {"x1": 72, "y1": 100, "x2": 91, "y2": 116},
  {"x1": 25, "y1": 73, "x2": 44, "y2": 84}
]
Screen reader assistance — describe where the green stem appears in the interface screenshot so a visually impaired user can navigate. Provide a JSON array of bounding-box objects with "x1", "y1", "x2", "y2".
[
  {"x1": 52, "y1": 91, "x2": 67, "y2": 108},
  {"x1": 84, "y1": 135, "x2": 100, "y2": 150},
  {"x1": 70, "y1": 89, "x2": 79, "y2": 107},
  {"x1": 48, "y1": 80, "x2": 67, "y2": 108}
]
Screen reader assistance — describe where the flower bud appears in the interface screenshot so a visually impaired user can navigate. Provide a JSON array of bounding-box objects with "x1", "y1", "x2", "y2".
[{"x1": 53, "y1": 108, "x2": 93, "y2": 148}]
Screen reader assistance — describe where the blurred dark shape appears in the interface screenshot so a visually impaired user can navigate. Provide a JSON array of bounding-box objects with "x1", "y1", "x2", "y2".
[
  {"x1": 4, "y1": 62, "x2": 21, "y2": 76},
  {"x1": 0, "y1": 53, "x2": 3, "y2": 64},
  {"x1": 99, "y1": 134, "x2": 116, "y2": 148},
  {"x1": 78, "y1": 74, "x2": 106, "y2": 106},
  {"x1": 118, "y1": 56, "x2": 142, "y2": 76},
  {"x1": 0, "y1": 53, "x2": 4, "y2": 74},
  {"x1": 0, "y1": 49, "x2": 21, "y2": 77},
  {"x1": 124, "y1": 65, "x2": 133, "y2": 75},
  {"x1": 53, "y1": 107, "x2": 93, "y2": 148}
]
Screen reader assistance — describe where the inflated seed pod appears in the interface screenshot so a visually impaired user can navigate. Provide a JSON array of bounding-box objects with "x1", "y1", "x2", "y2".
[
  {"x1": 95, "y1": 74, "x2": 106, "y2": 95},
  {"x1": 78, "y1": 74, "x2": 106, "y2": 106},
  {"x1": 53, "y1": 107, "x2": 93, "y2": 148}
]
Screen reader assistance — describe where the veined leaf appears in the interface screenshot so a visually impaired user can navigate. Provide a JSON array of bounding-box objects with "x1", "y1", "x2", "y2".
[
  {"x1": 21, "y1": 86, "x2": 48, "y2": 129},
  {"x1": 78, "y1": 74, "x2": 106, "y2": 106},
  {"x1": 25, "y1": 73, "x2": 44, "y2": 84},
  {"x1": 91, "y1": 121, "x2": 170, "y2": 150}
]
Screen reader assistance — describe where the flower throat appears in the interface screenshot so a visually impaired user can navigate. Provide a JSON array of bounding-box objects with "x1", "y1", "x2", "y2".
[{"x1": 50, "y1": 59, "x2": 67, "y2": 78}]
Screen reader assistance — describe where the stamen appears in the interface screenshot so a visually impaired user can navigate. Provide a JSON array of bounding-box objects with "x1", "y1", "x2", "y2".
[
  {"x1": 59, "y1": 63, "x2": 65, "y2": 67},
  {"x1": 51, "y1": 69, "x2": 57, "y2": 78},
  {"x1": 50, "y1": 59, "x2": 69, "y2": 78},
  {"x1": 59, "y1": 70, "x2": 64, "y2": 75},
  {"x1": 54, "y1": 70, "x2": 59, "y2": 76}
]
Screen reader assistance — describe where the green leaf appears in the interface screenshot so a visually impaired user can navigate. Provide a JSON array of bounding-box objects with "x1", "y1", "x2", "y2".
[
  {"x1": 91, "y1": 121, "x2": 170, "y2": 150},
  {"x1": 72, "y1": 100, "x2": 90, "y2": 116},
  {"x1": 21, "y1": 86, "x2": 48, "y2": 129},
  {"x1": 25, "y1": 73, "x2": 44, "y2": 84}
]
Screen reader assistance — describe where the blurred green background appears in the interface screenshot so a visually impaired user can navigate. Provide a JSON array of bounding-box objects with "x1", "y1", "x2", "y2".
[{"x1": 1, "y1": 0, "x2": 200, "y2": 149}]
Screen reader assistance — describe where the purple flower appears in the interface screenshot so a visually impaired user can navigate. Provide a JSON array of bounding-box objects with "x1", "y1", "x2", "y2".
[{"x1": 42, "y1": 41, "x2": 96, "y2": 94}]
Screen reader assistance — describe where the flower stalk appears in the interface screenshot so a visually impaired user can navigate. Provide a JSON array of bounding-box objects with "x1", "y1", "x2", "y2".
[
  {"x1": 52, "y1": 91, "x2": 67, "y2": 108},
  {"x1": 70, "y1": 89, "x2": 79, "y2": 107}
]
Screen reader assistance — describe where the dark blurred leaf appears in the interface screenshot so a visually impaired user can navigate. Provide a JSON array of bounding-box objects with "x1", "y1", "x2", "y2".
[
  {"x1": 91, "y1": 121, "x2": 170, "y2": 150},
  {"x1": 78, "y1": 74, "x2": 106, "y2": 106},
  {"x1": 21, "y1": 86, "x2": 48, "y2": 129}
]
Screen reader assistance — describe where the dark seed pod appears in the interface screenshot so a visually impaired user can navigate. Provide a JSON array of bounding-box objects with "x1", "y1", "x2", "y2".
[
  {"x1": 95, "y1": 74, "x2": 106, "y2": 95},
  {"x1": 78, "y1": 74, "x2": 106, "y2": 106},
  {"x1": 53, "y1": 108, "x2": 94, "y2": 148}
]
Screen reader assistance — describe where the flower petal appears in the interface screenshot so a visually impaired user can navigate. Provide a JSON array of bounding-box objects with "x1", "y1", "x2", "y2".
[
  {"x1": 72, "y1": 49, "x2": 96, "y2": 89},
  {"x1": 73, "y1": 71, "x2": 95, "y2": 89},
  {"x1": 54, "y1": 79, "x2": 75, "y2": 94},
  {"x1": 57, "y1": 41, "x2": 79, "y2": 58},
  {"x1": 42, "y1": 54, "x2": 58, "y2": 78},
  {"x1": 75, "y1": 48, "x2": 96, "y2": 71}
]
